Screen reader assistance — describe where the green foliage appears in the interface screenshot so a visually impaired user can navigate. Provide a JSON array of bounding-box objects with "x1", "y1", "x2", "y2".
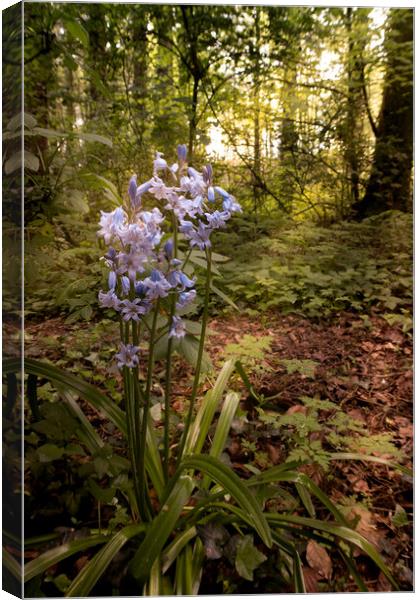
[
  {"x1": 5, "y1": 357, "x2": 402, "y2": 595},
  {"x1": 281, "y1": 359, "x2": 319, "y2": 378},
  {"x1": 223, "y1": 211, "x2": 412, "y2": 320},
  {"x1": 256, "y1": 394, "x2": 402, "y2": 471},
  {"x1": 224, "y1": 334, "x2": 273, "y2": 374},
  {"x1": 234, "y1": 535, "x2": 267, "y2": 581}
]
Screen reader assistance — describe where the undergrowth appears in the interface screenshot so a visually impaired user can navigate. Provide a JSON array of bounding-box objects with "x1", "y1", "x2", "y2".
[{"x1": 217, "y1": 210, "x2": 412, "y2": 324}]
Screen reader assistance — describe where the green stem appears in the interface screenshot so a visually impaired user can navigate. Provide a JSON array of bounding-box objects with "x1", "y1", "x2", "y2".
[
  {"x1": 163, "y1": 218, "x2": 178, "y2": 481},
  {"x1": 181, "y1": 247, "x2": 193, "y2": 270},
  {"x1": 138, "y1": 299, "x2": 161, "y2": 520},
  {"x1": 177, "y1": 247, "x2": 212, "y2": 463},
  {"x1": 123, "y1": 367, "x2": 142, "y2": 519}
]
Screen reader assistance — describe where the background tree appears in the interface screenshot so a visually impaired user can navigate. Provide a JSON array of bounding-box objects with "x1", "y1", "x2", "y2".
[{"x1": 354, "y1": 8, "x2": 413, "y2": 218}]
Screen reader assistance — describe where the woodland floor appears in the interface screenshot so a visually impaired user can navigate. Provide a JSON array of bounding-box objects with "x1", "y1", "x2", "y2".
[{"x1": 11, "y1": 309, "x2": 413, "y2": 593}]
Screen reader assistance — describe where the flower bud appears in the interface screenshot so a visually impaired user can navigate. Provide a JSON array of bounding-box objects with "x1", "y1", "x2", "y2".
[
  {"x1": 121, "y1": 276, "x2": 131, "y2": 296},
  {"x1": 177, "y1": 144, "x2": 187, "y2": 163},
  {"x1": 108, "y1": 271, "x2": 117, "y2": 290},
  {"x1": 128, "y1": 175, "x2": 137, "y2": 206},
  {"x1": 164, "y1": 238, "x2": 174, "y2": 260},
  {"x1": 202, "y1": 164, "x2": 213, "y2": 184}
]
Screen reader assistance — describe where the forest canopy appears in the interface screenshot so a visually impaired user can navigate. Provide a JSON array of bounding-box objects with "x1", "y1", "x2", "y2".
[{"x1": 17, "y1": 4, "x2": 413, "y2": 222}]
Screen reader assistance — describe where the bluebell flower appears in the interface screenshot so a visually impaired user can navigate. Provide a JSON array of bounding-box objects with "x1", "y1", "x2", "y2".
[
  {"x1": 149, "y1": 177, "x2": 170, "y2": 201},
  {"x1": 118, "y1": 248, "x2": 148, "y2": 280},
  {"x1": 206, "y1": 210, "x2": 229, "y2": 229},
  {"x1": 143, "y1": 269, "x2": 172, "y2": 299},
  {"x1": 169, "y1": 315, "x2": 186, "y2": 339},
  {"x1": 207, "y1": 186, "x2": 215, "y2": 202},
  {"x1": 153, "y1": 152, "x2": 168, "y2": 173},
  {"x1": 166, "y1": 270, "x2": 180, "y2": 288},
  {"x1": 185, "y1": 222, "x2": 212, "y2": 251},
  {"x1": 119, "y1": 224, "x2": 145, "y2": 247},
  {"x1": 137, "y1": 179, "x2": 153, "y2": 197},
  {"x1": 166, "y1": 270, "x2": 195, "y2": 290},
  {"x1": 179, "y1": 271, "x2": 195, "y2": 289},
  {"x1": 115, "y1": 343, "x2": 140, "y2": 369},
  {"x1": 104, "y1": 247, "x2": 117, "y2": 264},
  {"x1": 98, "y1": 290, "x2": 121, "y2": 311},
  {"x1": 214, "y1": 186, "x2": 229, "y2": 200},
  {"x1": 164, "y1": 239, "x2": 174, "y2": 260},
  {"x1": 176, "y1": 289, "x2": 197, "y2": 310},
  {"x1": 222, "y1": 195, "x2": 242, "y2": 213},
  {"x1": 179, "y1": 220, "x2": 195, "y2": 236},
  {"x1": 121, "y1": 276, "x2": 131, "y2": 296},
  {"x1": 202, "y1": 164, "x2": 213, "y2": 184},
  {"x1": 128, "y1": 175, "x2": 137, "y2": 206},
  {"x1": 135, "y1": 280, "x2": 147, "y2": 297},
  {"x1": 187, "y1": 166, "x2": 200, "y2": 179},
  {"x1": 98, "y1": 207, "x2": 126, "y2": 244},
  {"x1": 177, "y1": 144, "x2": 187, "y2": 163},
  {"x1": 121, "y1": 298, "x2": 149, "y2": 321},
  {"x1": 108, "y1": 271, "x2": 117, "y2": 290}
]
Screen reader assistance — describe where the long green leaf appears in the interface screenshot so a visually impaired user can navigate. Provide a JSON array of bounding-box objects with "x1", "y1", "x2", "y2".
[
  {"x1": 77, "y1": 132, "x2": 113, "y2": 147},
  {"x1": 144, "y1": 558, "x2": 162, "y2": 596},
  {"x1": 210, "y1": 283, "x2": 239, "y2": 310},
  {"x1": 146, "y1": 416, "x2": 165, "y2": 499},
  {"x1": 330, "y1": 452, "x2": 412, "y2": 477},
  {"x1": 176, "y1": 544, "x2": 193, "y2": 595},
  {"x1": 184, "y1": 360, "x2": 235, "y2": 455},
  {"x1": 235, "y1": 360, "x2": 262, "y2": 402},
  {"x1": 271, "y1": 533, "x2": 306, "y2": 593},
  {"x1": 63, "y1": 18, "x2": 89, "y2": 47},
  {"x1": 24, "y1": 535, "x2": 107, "y2": 582},
  {"x1": 82, "y1": 173, "x2": 122, "y2": 206},
  {"x1": 181, "y1": 455, "x2": 272, "y2": 548},
  {"x1": 338, "y1": 547, "x2": 368, "y2": 592},
  {"x1": 6, "y1": 358, "x2": 162, "y2": 500},
  {"x1": 267, "y1": 514, "x2": 398, "y2": 589},
  {"x1": 247, "y1": 468, "x2": 348, "y2": 526},
  {"x1": 58, "y1": 386, "x2": 104, "y2": 452},
  {"x1": 130, "y1": 476, "x2": 194, "y2": 581},
  {"x1": 295, "y1": 482, "x2": 315, "y2": 518},
  {"x1": 202, "y1": 391, "x2": 240, "y2": 489},
  {"x1": 209, "y1": 391, "x2": 240, "y2": 460},
  {"x1": 66, "y1": 525, "x2": 145, "y2": 597},
  {"x1": 191, "y1": 538, "x2": 205, "y2": 594},
  {"x1": 3, "y1": 548, "x2": 21, "y2": 581},
  {"x1": 4, "y1": 358, "x2": 126, "y2": 434},
  {"x1": 162, "y1": 526, "x2": 197, "y2": 574}
]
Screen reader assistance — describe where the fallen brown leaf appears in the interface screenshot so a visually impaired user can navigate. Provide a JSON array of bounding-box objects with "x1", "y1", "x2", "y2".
[
  {"x1": 306, "y1": 540, "x2": 332, "y2": 580},
  {"x1": 302, "y1": 567, "x2": 319, "y2": 593}
]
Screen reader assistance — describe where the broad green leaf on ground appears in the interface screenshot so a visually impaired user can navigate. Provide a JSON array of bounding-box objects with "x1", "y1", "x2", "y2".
[{"x1": 235, "y1": 535, "x2": 267, "y2": 581}]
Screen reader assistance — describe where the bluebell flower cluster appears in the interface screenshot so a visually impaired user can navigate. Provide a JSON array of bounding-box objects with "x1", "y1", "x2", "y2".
[{"x1": 98, "y1": 144, "x2": 241, "y2": 368}]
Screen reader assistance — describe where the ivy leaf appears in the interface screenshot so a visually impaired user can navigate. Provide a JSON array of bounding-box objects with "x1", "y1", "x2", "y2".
[{"x1": 235, "y1": 535, "x2": 266, "y2": 581}]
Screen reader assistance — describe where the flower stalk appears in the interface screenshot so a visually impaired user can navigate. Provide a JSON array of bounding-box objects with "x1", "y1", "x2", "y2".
[{"x1": 97, "y1": 144, "x2": 241, "y2": 520}]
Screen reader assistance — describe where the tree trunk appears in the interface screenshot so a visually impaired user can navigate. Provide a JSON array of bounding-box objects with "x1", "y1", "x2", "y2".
[
  {"x1": 188, "y1": 75, "x2": 199, "y2": 159},
  {"x1": 354, "y1": 9, "x2": 413, "y2": 219},
  {"x1": 252, "y1": 7, "x2": 262, "y2": 215},
  {"x1": 132, "y1": 8, "x2": 149, "y2": 148},
  {"x1": 344, "y1": 8, "x2": 368, "y2": 207}
]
